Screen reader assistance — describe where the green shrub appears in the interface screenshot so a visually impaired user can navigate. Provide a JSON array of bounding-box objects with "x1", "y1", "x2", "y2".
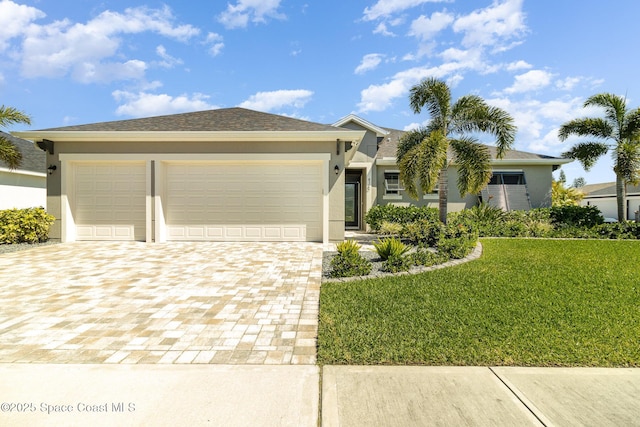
[
  {"x1": 335, "y1": 239, "x2": 361, "y2": 256},
  {"x1": 526, "y1": 220, "x2": 554, "y2": 237},
  {"x1": 595, "y1": 222, "x2": 640, "y2": 239},
  {"x1": 329, "y1": 240, "x2": 372, "y2": 278},
  {"x1": 550, "y1": 224, "x2": 600, "y2": 239},
  {"x1": 436, "y1": 223, "x2": 478, "y2": 259},
  {"x1": 402, "y1": 218, "x2": 443, "y2": 246},
  {"x1": 498, "y1": 219, "x2": 529, "y2": 237},
  {"x1": 365, "y1": 205, "x2": 439, "y2": 231},
  {"x1": 373, "y1": 237, "x2": 410, "y2": 261},
  {"x1": 382, "y1": 253, "x2": 412, "y2": 273},
  {"x1": 379, "y1": 221, "x2": 403, "y2": 235},
  {"x1": 0, "y1": 207, "x2": 55, "y2": 244},
  {"x1": 550, "y1": 205, "x2": 604, "y2": 228},
  {"x1": 410, "y1": 248, "x2": 447, "y2": 267}
]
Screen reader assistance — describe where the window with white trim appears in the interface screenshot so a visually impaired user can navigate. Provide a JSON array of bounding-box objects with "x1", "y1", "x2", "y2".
[{"x1": 384, "y1": 172, "x2": 404, "y2": 195}]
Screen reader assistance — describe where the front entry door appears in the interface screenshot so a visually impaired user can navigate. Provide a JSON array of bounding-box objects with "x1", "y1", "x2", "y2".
[{"x1": 345, "y1": 172, "x2": 361, "y2": 229}]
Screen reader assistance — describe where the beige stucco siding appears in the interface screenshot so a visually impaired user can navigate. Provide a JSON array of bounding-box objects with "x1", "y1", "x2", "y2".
[{"x1": 375, "y1": 164, "x2": 555, "y2": 211}]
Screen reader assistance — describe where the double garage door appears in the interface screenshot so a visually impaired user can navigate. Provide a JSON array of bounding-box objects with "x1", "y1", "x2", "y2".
[{"x1": 72, "y1": 161, "x2": 322, "y2": 242}]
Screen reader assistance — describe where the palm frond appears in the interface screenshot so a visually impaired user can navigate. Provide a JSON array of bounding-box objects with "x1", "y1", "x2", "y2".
[
  {"x1": 0, "y1": 137, "x2": 22, "y2": 169},
  {"x1": 561, "y1": 142, "x2": 610, "y2": 170},
  {"x1": 0, "y1": 105, "x2": 32, "y2": 128},
  {"x1": 450, "y1": 97, "x2": 515, "y2": 158},
  {"x1": 416, "y1": 130, "x2": 448, "y2": 195},
  {"x1": 398, "y1": 144, "x2": 422, "y2": 199},
  {"x1": 558, "y1": 118, "x2": 613, "y2": 141},
  {"x1": 450, "y1": 137, "x2": 492, "y2": 196},
  {"x1": 396, "y1": 127, "x2": 430, "y2": 164},
  {"x1": 409, "y1": 77, "x2": 451, "y2": 125},
  {"x1": 584, "y1": 93, "x2": 626, "y2": 132},
  {"x1": 613, "y1": 141, "x2": 640, "y2": 185},
  {"x1": 399, "y1": 129, "x2": 448, "y2": 199},
  {"x1": 622, "y1": 107, "x2": 640, "y2": 140}
]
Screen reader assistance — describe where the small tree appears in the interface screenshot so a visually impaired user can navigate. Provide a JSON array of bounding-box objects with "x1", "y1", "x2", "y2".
[
  {"x1": 552, "y1": 180, "x2": 585, "y2": 207},
  {"x1": 397, "y1": 77, "x2": 516, "y2": 223},
  {"x1": 572, "y1": 177, "x2": 586, "y2": 188},
  {"x1": 559, "y1": 93, "x2": 640, "y2": 221}
]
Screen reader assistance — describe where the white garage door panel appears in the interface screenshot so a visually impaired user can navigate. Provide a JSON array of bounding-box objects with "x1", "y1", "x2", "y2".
[
  {"x1": 73, "y1": 163, "x2": 146, "y2": 241},
  {"x1": 165, "y1": 162, "x2": 322, "y2": 241}
]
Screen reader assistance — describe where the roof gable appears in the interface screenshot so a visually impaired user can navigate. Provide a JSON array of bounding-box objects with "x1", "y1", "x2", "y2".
[{"x1": 333, "y1": 114, "x2": 389, "y2": 136}]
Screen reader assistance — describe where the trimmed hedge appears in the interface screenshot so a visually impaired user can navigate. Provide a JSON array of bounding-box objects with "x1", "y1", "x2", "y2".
[
  {"x1": 365, "y1": 205, "x2": 439, "y2": 231},
  {"x1": 0, "y1": 207, "x2": 55, "y2": 244}
]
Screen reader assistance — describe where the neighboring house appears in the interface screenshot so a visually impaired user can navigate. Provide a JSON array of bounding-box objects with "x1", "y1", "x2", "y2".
[
  {"x1": 580, "y1": 182, "x2": 640, "y2": 220},
  {"x1": 0, "y1": 131, "x2": 46, "y2": 210},
  {"x1": 15, "y1": 108, "x2": 569, "y2": 243}
]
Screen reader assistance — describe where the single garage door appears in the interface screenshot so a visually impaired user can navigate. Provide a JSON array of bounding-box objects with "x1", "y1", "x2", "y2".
[
  {"x1": 164, "y1": 161, "x2": 322, "y2": 241},
  {"x1": 73, "y1": 162, "x2": 146, "y2": 240}
]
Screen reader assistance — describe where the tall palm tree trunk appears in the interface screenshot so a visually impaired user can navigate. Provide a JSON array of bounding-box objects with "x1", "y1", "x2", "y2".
[
  {"x1": 616, "y1": 175, "x2": 626, "y2": 221},
  {"x1": 438, "y1": 166, "x2": 448, "y2": 224}
]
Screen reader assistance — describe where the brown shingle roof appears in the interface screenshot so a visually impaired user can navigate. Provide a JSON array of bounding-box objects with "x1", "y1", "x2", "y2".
[
  {"x1": 376, "y1": 127, "x2": 565, "y2": 161},
  {"x1": 37, "y1": 108, "x2": 341, "y2": 133}
]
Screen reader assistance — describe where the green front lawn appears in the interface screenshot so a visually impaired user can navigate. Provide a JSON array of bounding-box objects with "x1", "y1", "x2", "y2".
[{"x1": 318, "y1": 239, "x2": 640, "y2": 367}]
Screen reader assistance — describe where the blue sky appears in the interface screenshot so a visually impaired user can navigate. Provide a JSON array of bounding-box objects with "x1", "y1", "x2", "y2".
[{"x1": 1, "y1": 0, "x2": 638, "y2": 185}]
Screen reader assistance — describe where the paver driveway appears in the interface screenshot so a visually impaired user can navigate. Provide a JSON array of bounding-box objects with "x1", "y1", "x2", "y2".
[{"x1": 0, "y1": 241, "x2": 323, "y2": 365}]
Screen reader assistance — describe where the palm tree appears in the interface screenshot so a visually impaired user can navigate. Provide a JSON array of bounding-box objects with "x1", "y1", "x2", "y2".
[
  {"x1": 0, "y1": 105, "x2": 32, "y2": 169},
  {"x1": 397, "y1": 77, "x2": 516, "y2": 223},
  {"x1": 558, "y1": 93, "x2": 640, "y2": 221}
]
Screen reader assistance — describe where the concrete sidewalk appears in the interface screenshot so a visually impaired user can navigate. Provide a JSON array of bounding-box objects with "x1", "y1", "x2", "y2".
[
  {"x1": 2, "y1": 364, "x2": 640, "y2": 426},
  {"x1": 0, "y1": 364, "x2": 319, "y2": 427},
  {"x1": 322, "y1": 366, "x2": 640, "y2": 427}
]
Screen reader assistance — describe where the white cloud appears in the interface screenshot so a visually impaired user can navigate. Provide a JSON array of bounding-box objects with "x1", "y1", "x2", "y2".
[
  {"x1": 486, "y1": 96, "x2": 584, "y2": 154},
  {"x1": 19, "y1": 6, "x2": 199, "y2": 83},
  {"x1": 113, "y1": 90, "x2": 216, "y2": 117},
  {"x1": 373, "y1": 22, "x2": 396, "y2": 37},
  {"x1": 239, "y1": 89, "x2": 314, "y2": 112},
  {"x1": 0, "y1": 1, "x2": 45, "y2": 51},
  {"x1": 74, "y1": 60, "x2": 147, "y2": 84},
  {"x1": 218, "y1": 0, "x2": 285, "y2": 29},
  {"x1": 156, "y1": 45, "x2": 183, "y2": 68},
  {"x1": 506, "y1": 60, "x2": 532, "y2": 71},
  {"x1": 555, "y1": 76, "x2": 582, "y2": 91},
  {"x1": 503, "y1": 69, "x2": 553, "y2": 94},
  {"x1": 363, "y1": 0, "x2": 450, "y2": 21},
  {"x1": 408, "y1": 11, "x2": 454, "y2": 41},
  {"x1": 355, "y1": 53, "x2": 385, "y2": 75},
  {"x1": 453, "y1": 0, "x2": 527, "y2": 49},
  {"x1": 358, "y1": 64, "x2": 452, "y2": 112},
  {"x1": 205, "y1": 32, "x2": 224, "y2": 57}
]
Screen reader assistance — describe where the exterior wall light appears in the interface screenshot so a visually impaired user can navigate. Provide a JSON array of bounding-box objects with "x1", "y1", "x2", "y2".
[
  {"x1": 47, "y1": 165, "x2": 57, "y2": 175},
  {"x1": 334, "y1": 165, "x2": 340, "y2": 175}
]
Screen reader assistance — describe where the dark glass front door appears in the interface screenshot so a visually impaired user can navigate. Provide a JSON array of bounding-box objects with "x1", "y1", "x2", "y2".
[{"x1": 345, "y1": 172, "x2": 361, "y2": 229}]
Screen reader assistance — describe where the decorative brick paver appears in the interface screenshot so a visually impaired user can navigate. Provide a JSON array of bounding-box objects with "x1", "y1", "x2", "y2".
[{"x1": 0, "y1": 241, "x2": 323, "y2": 365}]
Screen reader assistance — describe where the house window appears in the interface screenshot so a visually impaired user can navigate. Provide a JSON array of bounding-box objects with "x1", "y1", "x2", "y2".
[
  {"x1": 489, "y1": 172, "x2": 526, "y2": 185},
  {"x1": 384, "y1": 172, "x2": 404, "y2": 195}
]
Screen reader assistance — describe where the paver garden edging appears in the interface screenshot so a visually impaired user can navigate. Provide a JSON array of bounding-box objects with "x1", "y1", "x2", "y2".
[{"x1": 322, "y1": 241, "x2": 482, "y2": 283}]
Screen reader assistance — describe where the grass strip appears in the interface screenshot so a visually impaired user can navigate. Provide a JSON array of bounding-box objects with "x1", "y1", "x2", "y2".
[{"x1": 318, "y1": 239, "x2": 640, "y2": 366}]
